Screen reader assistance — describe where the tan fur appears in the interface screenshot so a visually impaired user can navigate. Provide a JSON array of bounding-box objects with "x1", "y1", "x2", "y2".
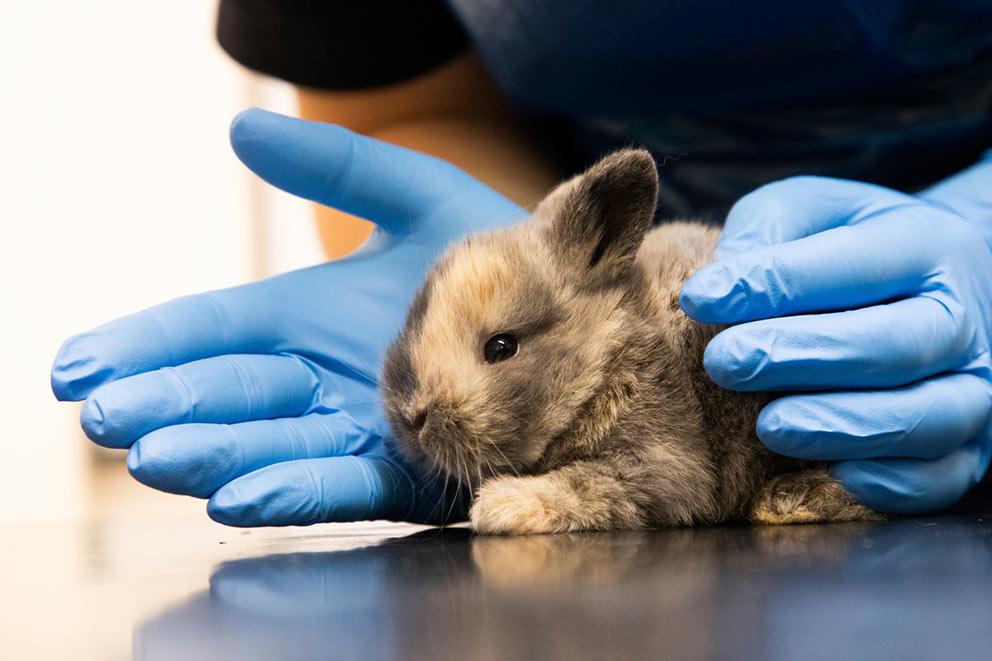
[
  {"x1": 381, "y1": 149, "x2": 879, "y2": 534},
  {"x1": 748, "y1": 469, "x2": 882, "y2": 525}
]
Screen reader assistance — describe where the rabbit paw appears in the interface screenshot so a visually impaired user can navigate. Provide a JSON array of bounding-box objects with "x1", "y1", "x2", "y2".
[
  {"x1": 470, "y1": 477, "x2": 559, "y2": 535},
  {"x1": 750, "y1": 469, "x2": 881, "y2": 525}
]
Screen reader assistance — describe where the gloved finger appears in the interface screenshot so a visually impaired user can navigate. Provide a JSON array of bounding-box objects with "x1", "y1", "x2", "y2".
[
  {"x1": 715, "y1": 176, "x2": 914, "y2": 258},
  {"x1": 230, "y1": 108, "x2": 495, "y2": 234},
  {"x1": 81, "y1": 354, "x2": 322, "y2": 448},
  {"x1": 756, "y1": 373, "x2": 992, "y2": 460},
  {"x1": 127, "y1": 412, "x2": 376, "y2": 497},
  {"x1": 206, "y1": 455, "x2": 412, "y2": 525},
  {"x1": 51, "y1": 286, "x2": 272, "y2": 401},
  {"x1": 681, "y1": 209, "x2": 951, "y2": 324},
  {"x1": 918, "y1": 149, "x2": 992, "y2": 222},
  {"x1": 832, "y1": 436, "x2": 992, "y2": 513},
  {"x1": 703, "y1": 294, "x2": 972, "y2": 390}
]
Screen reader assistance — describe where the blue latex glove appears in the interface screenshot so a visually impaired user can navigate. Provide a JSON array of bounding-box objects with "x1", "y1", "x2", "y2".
[
  {"x1": 681, "y1": 152, "x2": 992, "y2": 513},
  {"x1": 51, "y1": 108, "x2": 524, "y2": 525}
]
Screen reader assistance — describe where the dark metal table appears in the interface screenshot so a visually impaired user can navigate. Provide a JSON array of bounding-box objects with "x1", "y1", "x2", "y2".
[{"x1": 3, "y1": 499, "x2": 990, "y2": 660}]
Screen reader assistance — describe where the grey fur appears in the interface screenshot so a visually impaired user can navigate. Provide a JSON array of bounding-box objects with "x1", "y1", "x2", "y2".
[{"x1": 381, "y1": 149, "x2": 878, "y2": 534}]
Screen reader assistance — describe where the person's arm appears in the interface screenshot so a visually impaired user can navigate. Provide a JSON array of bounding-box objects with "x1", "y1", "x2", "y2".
[
  {"x1": 216, "y1": 0, "x2": 559, "y2": 258},
  {"x1": 297, "y1": 52, "x2": 558, "y2": 258}
]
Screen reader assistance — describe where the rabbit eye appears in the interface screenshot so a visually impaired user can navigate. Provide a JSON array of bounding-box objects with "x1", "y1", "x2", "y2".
[{"x1": 484, "y1": 333, "x2": 518, "y2": 363}]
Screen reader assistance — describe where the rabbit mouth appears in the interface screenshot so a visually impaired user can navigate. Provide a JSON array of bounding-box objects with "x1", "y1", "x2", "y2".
[
  {"x1": 387, "y1": 396, "x2": 529, "y2": 489},
  {"x1": 404, "y1": 421, "x2": 518, "y2": 490},
  {"x1": 423, "y1": 431, "x2": 509, "y2": 491}
]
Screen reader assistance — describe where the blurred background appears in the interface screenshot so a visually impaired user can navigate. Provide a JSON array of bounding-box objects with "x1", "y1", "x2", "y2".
[{"x1": 1, "y1": 1, "x2": 323, "y2": 525}]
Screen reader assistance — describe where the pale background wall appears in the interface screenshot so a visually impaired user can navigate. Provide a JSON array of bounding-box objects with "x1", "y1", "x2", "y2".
[{"x1": 0, "y1": 1, "x2": 323, "y2": 522}]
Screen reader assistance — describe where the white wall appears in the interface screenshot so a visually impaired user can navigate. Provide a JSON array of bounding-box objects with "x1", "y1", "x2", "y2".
[{"x1": 0, "y1": 1, "x2": 321, "y2": 521}]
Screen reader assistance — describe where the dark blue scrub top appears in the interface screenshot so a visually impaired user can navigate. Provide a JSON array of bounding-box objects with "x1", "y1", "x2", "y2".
[{"x1": 448, "y1": 1, "x2": 992, "y2": 219}]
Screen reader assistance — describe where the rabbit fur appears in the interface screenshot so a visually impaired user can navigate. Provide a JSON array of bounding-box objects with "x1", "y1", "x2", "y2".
[{"x1": 382, "y1": 149, "x2": 877, "y2": 534}]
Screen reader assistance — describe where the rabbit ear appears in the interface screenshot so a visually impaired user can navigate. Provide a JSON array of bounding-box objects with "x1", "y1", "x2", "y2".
[{"x1": 539, "y1": 149, "x2": 659, "y2": 283}]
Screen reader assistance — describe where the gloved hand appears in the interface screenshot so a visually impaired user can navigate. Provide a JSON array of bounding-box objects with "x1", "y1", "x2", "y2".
[
  {"x1": 681, "y1": 152, "x2": 992, "y2": 512},
  {"x1": 51, "y1": 108, "x2": 525, "y2": 525}
]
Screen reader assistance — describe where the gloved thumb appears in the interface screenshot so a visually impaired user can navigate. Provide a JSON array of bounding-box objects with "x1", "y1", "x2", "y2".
[
  {"x1": 713, "y1": 176, "x2": 911, "y2": 260},
  {"x1": 229, "y1": 108, "x2": 482, "y2": 234},
  {"x1": 918, "y1": 149, "x2": 992, "y2": 230}
]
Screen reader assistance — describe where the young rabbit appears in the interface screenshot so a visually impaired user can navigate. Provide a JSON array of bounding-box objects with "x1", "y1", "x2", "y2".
[{"x1": 382, "y1": 149, "x2": 878, "y2": 535}]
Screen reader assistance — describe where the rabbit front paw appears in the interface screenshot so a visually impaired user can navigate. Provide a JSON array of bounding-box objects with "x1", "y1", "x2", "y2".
[{"x1": 470, "y1": 477, "x2": 560, "y2": 535}]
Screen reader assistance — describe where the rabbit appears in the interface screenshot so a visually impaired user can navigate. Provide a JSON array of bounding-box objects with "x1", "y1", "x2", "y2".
[{"x1": 381, "y1": 148, "x2": 879, "y2": 535}]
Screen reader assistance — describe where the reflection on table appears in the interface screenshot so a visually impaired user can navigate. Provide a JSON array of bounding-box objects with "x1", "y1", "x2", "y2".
[{"x1": 135, "y1": 513, "x2": 992, "y2": 661}]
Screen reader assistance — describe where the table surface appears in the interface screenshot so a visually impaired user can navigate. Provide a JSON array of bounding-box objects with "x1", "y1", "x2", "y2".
[{"x1": 2, "y1": 498, "x2": 990, "y2": 661}]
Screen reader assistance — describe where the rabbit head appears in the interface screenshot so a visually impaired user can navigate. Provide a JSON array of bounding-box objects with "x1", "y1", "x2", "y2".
[{"x1": 382, "y1": 149, "x2": 659, "y2": 487}]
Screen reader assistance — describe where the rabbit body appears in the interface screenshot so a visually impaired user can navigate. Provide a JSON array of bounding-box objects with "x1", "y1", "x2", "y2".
[{"x1": 382, "y1": 150, "x2": 877, "y2": 534}]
